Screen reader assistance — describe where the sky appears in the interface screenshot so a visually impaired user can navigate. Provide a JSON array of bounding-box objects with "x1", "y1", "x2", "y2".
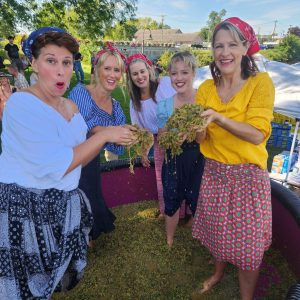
[{"x1": 136, "y1": 0, "x2": 300, "y2": 36}]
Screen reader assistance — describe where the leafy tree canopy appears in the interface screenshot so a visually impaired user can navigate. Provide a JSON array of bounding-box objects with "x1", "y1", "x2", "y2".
[
  {"x1": 198, "y1": 9, "x2": 226, "y2": 42},
  {"x1": 288, "y1": 26, "x2": 300, "y2": 37},
  {"x1": 0, "y1": 0, "x2": 36, "y2": 36},
  {"x1": 104, "y1": 17, "x2": 170, "y2": 41},
  {"x1": 263, "y1": 34, "x2": 300, "y2": 64},
  {"x1": 0, "y1": 0, "x2": 137, "y2": 41}
]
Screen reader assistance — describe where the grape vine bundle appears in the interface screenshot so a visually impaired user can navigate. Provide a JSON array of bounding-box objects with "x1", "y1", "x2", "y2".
[
  {"x1": 127, "y1": 124, "x2": 154, "y2": 174},
  {"x1": 158, "y1": 103, "x2": 207, "y2": 158}
]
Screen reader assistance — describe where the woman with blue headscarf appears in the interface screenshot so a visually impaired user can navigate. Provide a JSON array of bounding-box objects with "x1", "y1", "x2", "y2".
[{"x1": 0, "y1": 27, "x2": 136, "y2": 299}]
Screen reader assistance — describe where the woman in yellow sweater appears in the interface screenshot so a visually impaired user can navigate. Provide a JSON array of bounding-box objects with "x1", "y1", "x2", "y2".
[{"x1": 192, "y1": 17, "x2": 275, "y2": 300}]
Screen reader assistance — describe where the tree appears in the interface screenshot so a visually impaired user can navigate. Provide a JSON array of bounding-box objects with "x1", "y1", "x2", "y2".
[
  {"x1": 105, "y1": 20, "x2": 138, "y2": 41},
  {"x1": 104, "y1": 17, "x2": 170, "y2": 41},
  {"x1": 263, "y1": 35, "x2": 300, "y2": 64},
  {"x1": 70, "y1": 0, "x2": 137, "y2": 40},
  {"x1": 288, "y1": 26, "x2": 300, "y2": 38},
  {"x1": 199, "y1": 27, "x2": 209, "y2": 42},
  {"x1": 0, "y1": 0, "x2": 36, "y2": 36},
  {"x1": 206, "y1": 9, "x2": 227, "y2": 33},
  {"x1": 0, "y1": 0, "x2": 137, "y2": 41},
  {"x1": 32, "y1": 0, "x2": 69, "y2": 30},
  {"x1": 199, "y1": 9, "x2": 226, "y2": 42}
]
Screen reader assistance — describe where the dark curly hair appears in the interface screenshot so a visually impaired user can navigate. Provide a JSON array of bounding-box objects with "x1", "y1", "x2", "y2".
[{"x1": 31, "y1": 31, "x2": 78, "y2": 60}]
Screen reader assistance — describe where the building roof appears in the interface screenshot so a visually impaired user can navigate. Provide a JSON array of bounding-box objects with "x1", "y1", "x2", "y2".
[{"x1": 134, "y1": 29, "x2": 202, "y2": 45}]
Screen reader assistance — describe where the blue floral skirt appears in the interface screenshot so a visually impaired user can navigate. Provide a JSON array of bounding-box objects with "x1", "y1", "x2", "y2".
[{"x1": 0, "y1": 183, "x2": 93, "y2": 300}]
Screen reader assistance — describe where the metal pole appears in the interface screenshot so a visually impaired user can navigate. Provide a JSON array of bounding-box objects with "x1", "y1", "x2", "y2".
[
  {"x1": 142, "y1": 29, "x2": 145, "y2": 54},
  {"x1": 284, "y1": 119, "x2": 300, "y2": 184}
]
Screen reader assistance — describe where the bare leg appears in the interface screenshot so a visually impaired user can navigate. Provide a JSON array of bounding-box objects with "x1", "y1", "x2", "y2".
[
  {"x1": 184, "y1": 215, "x2": 193, "y2": 227},
  {"x1": 165, "y1": 209, "x2": 180, "y2": 247},
  {"x1": 88, "y1": 240, "x2": 94, "y2": 248},
  {"x1": 200, "y1": 260, "x2": 226, "y2": 293},
  {"x1": 153, "y1": 139, "x2": 165, "y2": 216},
  {"x1": 238, "y1": 268, "x2": 260, "y2": 300}
]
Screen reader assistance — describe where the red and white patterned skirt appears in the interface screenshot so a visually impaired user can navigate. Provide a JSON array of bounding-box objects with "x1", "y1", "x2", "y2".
[{"x1": 192, "y1": 159, "x2": 272, "y2": 271}]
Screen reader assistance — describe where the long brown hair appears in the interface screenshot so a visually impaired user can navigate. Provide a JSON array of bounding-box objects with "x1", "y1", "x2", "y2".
[{"x1": 127, "y1": 58, "x2": 158, "y2": 112}]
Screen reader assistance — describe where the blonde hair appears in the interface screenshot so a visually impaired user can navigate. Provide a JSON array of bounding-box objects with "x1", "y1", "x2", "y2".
[
  {"x1": 94, "y1": 51, "x2": 125, "y2": 86},
  {"x1": 167, "y1": 51, "x2": 197, "y2": 74}
]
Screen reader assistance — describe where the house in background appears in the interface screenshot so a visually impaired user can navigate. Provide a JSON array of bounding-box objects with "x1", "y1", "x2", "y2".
[{"x1": 133, "y1": 29, "x2": 203, "y2": 47}]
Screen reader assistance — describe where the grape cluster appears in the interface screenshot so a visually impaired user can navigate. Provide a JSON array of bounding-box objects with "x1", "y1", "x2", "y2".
[
  {"x1": 158, "y1": 103, "x2": 207, "y2": 158},
  {"x1": 127, "y1": 124, "x2": 154, "y2": 174}
]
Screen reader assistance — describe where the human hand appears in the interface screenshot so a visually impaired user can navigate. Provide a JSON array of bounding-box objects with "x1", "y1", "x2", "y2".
[
  {"x1": 195, "y1": 128, "x2": 207, "y2": 143},
  {"x1": 178, "y1": 132, "x2": 187, "y2": 144},
  {"x1": 104, "y1": 126, "x2": 137, "y2": 145},
  {"x1": 141, "y1": 156, "x2": 150, "y2": 168},
  {"x1": 122, "y1": 124, "x2": 138, "y2": 133},
  {"x1": 201, "y1": 109, "x2": 224, "y2": 125}
]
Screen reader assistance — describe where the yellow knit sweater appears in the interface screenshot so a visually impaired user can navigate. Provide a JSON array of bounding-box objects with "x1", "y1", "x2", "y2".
[{"x1": 196, "y1": 72, "x2": 275, "y2": 169}]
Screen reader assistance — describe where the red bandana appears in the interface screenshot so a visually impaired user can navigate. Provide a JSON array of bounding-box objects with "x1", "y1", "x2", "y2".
[
  {"x1": 216, "y1": 17, "x2": 260, "y2": 56},
  {"x1": 125, "y1": 53, "x2": 153, "y2": 72},
  {"x1": 94, "y1": 42, "x2": 126, "y2": 66}
]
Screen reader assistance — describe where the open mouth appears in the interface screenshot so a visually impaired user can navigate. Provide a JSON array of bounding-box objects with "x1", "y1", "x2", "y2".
[{"x1": 56, "y1": 82, "x2": 65, "y2": 89}]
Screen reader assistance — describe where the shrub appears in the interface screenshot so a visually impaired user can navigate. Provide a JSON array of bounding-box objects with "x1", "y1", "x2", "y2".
[{"x1": 261, "y1": 35, "x2": 300, "y2": 64}]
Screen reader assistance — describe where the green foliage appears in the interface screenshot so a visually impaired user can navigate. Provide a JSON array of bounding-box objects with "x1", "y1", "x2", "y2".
[
  {"x1": 207, "y1": 9, "x2": 226, "y2": 31},
  {"x1": 205, "y1": 9, "x2": 227, "y2": 42},
  {"x1": 105, "y1": 20, "x2": 138, "y2": 41},
  {"x1": 137, "y1": 17, "x2": 159, "y2": 29},
  {"x1": 192, "y1": 49, "x2": 213, "y2": 67},
  {"x1": 0, "y1": 0, "x2": 36, "y2": 35},
  {"x1": 157, "y1": 49, "x2": 212, "y2": 74},
  {"x1": 199, "y1": 27, "x2": 209, "y2": 42},
  {"x1": 32, "y1": 0, "x2": 68, "y2": 29},
  {"x1": 158, "y1": 104, "x2": 207, "y2": 158},
  {"x1": 0, "y1": 0, "x2": 137, "y2": 41},
  {"x1": 71, "y1": 0, "x2": 137, "y2": 40},
  {"x1": 261, "y1": 35, "x2": 300, "y2": 64},
  {"x1": 51, "y1": 200, "x2": 295, "y2": 300},
  {"x1": 127, "y1": 125, "x2": 154, "y2": 173},
  {"x1": 157, "y1": 50, "x2": 174, "y2": 72}
]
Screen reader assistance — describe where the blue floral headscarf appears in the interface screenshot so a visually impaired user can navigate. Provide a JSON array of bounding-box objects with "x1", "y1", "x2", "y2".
[{"x1": 22, "y1": 27, "x2": 66, "y2": 62}]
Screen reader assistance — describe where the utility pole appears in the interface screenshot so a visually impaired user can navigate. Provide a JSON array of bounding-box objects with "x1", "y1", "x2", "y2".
[
  {"x1": 271, "y1": 20, "x2": 278, "y2": 40},
  {"x1": 160, "y1": 14, "x2": 165, "y2": 49},
  {"x1": 257, "y1": 26, "x2": 261, "y2": 43}
]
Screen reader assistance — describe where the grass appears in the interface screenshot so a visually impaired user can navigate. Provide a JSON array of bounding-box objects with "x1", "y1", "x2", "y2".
[{"x1": 52, "y1": 200, "x2": 295, "y2": 300}]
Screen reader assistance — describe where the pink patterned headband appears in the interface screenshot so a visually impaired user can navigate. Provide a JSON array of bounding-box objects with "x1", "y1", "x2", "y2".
[
  {"x1": 125, "y1": 53, "x2": 153, "y2": 72},
  {"x1": 94, "y1": 42, "x2": 126, "y2": 66}
]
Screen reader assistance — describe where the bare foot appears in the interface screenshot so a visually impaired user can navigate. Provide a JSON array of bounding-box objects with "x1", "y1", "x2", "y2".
[
  {"x1": 157, "y1": 213, "x2": 165, "y2": 220},
  {"x1": 208, "y1": 257, "x2": 215, "y2": 265},
  {"x1": 167, "y1": 238, "x2": 173, "y2": 248},
  {"x1": 199, "y1": 274, "x2": 223, "y2": 294}
]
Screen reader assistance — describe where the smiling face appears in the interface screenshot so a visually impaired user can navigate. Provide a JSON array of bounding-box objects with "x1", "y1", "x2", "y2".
[
  {"x1": 0, "y1": 77, "x2": 10, "y2": 91},
  {"x1": 169, "y1": 60, "x2": 194, "y2": 94},
  {"x1": 31, "y1": 44, "x2": 73, "y2": 97},
  {"x1": 95, "y1": 54, "x2": 122, "y2": 93},
  {"x1": 213, "y1": 28, "x2": 248, "y2": 78},
  {"x1": 129, "y1": 60, "x2": 150, "y2": 91}
]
